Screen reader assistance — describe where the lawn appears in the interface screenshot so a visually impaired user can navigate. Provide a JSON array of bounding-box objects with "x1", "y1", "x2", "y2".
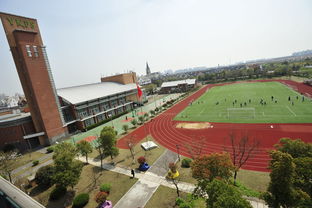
[
  {"x1": 89, "y1": 136, "x2": 166, "y2": 169},
  {"x1": 29, "y1": 164, "x2": 137, "y2": 208},
  {"x1": 145, "y1": 185, "x2": 206, "y2": 208},
  {"x1": 11, "y1": 151, "x2": 45, "y2": 170},
  {"x1": 175, "y1": 81, "x2": 312, "y2": 123},
  {"x1": 175, "y1": 157, "x2": 269, "y2": 193}
]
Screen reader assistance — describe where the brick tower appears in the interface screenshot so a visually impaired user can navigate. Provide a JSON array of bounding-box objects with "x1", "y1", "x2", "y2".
[{"x1": 0, "y1": 12, "x2": 67, "y2": 145}]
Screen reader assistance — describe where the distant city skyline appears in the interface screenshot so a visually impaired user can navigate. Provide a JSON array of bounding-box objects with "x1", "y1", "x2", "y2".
[{"x1": 1, "y1": 0, "x2": 312, "y2": 95}]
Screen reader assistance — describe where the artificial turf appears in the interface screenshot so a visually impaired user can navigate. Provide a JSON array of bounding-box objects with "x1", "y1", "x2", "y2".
[{"x1": 174, "y1": 82, "x2": 312, "y2": 123}]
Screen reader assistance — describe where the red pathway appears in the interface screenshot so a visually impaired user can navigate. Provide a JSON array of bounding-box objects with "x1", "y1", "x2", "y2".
[{"x1": 117, "y1": 80, "x2": 312, "y2": 172}]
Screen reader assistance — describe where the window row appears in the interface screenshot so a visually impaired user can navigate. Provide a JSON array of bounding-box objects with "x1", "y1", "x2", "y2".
[{"x1": 25, "y1": 45, "x2": 39, "y2": 57}]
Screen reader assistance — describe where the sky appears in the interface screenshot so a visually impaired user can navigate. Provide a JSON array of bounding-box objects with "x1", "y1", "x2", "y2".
[{"x1": 0, "y1": 0, "x2": 312, "y2": 95}]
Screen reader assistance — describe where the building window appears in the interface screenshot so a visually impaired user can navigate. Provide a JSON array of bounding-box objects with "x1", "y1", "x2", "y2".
[
  {"x1": 92, "y1": 106, "x2": 99, "y2": 114},
  {"x1": 78, "y1": 110, "x2": 88, "y2": 119},
  {"x1": 85, "y1": 118, "x2": 94, "y2": 127},
  {"x1": 26, "y1": 45, "x2": 32, "y2": 57},
  {"x1": 33, "y1": 46, "x2": 39, "y2": 57}
]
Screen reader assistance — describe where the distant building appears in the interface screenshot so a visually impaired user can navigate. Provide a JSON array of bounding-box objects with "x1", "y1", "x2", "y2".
[{"x1": 159, "y1": 79, "x2": 197, "y2": 94}]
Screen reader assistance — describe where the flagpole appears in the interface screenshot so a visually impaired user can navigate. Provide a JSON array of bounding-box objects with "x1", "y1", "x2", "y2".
[{"x1": 136, "y1": 82, "x2": 148, "y2": 144}]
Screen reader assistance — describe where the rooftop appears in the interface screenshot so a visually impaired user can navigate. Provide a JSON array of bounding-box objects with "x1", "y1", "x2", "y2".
[
  {"x1": 161, "y1": 79, "x2": 196, "y2": 88},
  {"x1": 0, "y1": 112, "x2": 31, "y2": 123},
  {"x1": 57, "y1": 82, "x2": 137, "y2": 104}
]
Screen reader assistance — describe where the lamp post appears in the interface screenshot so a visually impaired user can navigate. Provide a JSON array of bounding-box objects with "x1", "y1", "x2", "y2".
[
  {"x1": 176, "y1": 144, "x2": 180, "y2": 161},
  {"x1": 109, "y1": 113, "x2": 114, "y2": 128}
]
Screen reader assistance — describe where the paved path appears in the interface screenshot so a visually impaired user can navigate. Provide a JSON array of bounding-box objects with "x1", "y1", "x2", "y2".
[
  {"x1": 78, "y1": 151, "x2": 268, "y2": 208},
  {"x1": 12, "y1": 152, "x2": 52, "y2": 175},
  {"x1": 114, "y1": 150, "x2": 178, "y2": 208}
]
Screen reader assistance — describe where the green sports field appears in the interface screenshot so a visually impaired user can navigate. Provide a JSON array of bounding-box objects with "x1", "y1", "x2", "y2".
[{"x1": 174, "y1": 82, "x2": 312, "y2": 123}]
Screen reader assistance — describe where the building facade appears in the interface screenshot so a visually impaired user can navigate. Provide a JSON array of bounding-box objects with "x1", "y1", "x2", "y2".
[
  {"x1": 58, "y1": 73, "x2": 145, "y2": 132},
  {"x1": 159, "y1": 79, "x2": 197, "y2": 94},
  {"x1": 0, "y1": 13, "x2": 67, "y2": 146}
]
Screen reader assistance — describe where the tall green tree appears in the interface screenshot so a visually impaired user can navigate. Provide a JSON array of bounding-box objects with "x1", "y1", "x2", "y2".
[
  {"x1": 263, "y1": 150, "x2": 305, "y2": 208},
  {"x1": 274, "y1": 138, "x2": 312, "y2": 199},
  {"x1": 53, "y1": 142, "x2": 83, "y2": 189},
  {"x1": 195, "y1": 179, "x2": 252, "y2": 208},
  {"x1": 98, "y1": 126, "x2": 119, "y2": 160},
  {"x1": 191, "y1": 152, "x2": 235, "y2": 182},
  {"x1": 274, "y1": 138, "x2": 312, "y2": 158},
  {"x1": 76, "y1": 140, "x2": 93, "y2": 163}
]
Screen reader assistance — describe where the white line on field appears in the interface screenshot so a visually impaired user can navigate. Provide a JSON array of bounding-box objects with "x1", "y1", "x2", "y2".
[{"x1": 286, "y1": 105, "x2": 296, "y2": 116}]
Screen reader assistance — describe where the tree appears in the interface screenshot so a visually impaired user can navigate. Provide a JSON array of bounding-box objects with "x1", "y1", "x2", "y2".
[
  {"x1": 273, "y1": 138, "x2": 312, "y2": 200},
  {"x1": 149, "y1": 110, "x2": 155, "y2": 116},
  {"x1": 130, "y1": 119, "x2": 137, "y2": 127},
  {"x1": 168, "y1": 163, "x2": 180, "y2": 197},
  {"x1": 0, "y1": 150, "x2": 17, "y2": 182},
  {"x1": 274, "y1": 138, "x2": 312, "y2": 158},
  {"x1": 143, "y1": 83, "x2": 156, "y2": 95},
  {"x1": 225, "y1": 133, "x2": 259, "y2": 185},
  {"x1": 122, "y1": 124, "x2": 129, "y2": 133},
  {"x1": 293, "y1": 157, "x2": 312, "y2": 198},
  {"x1": 35, "y1": 165, "x2": 55, "y2": 187},
  {"x1": 143, "y1": 113, "x2": 149, "y2": 121},
  {"x1": 191, "y1": 152, "x2": 235, "y2": 182},
  {"x1": 185, "y1": 136, "x2": 206, "y2": 159},
  {"x1": 138, "y1": 116, "x2": 144, "y2": 124},
  {"x1": 263, "y1": 150, "x2": 304, "y2": 208},
  {"x1": 53, "y1": 142, "x2": 83, "y2": 189},
  {"x1": 197, "y1": 179, "x2": 252, "y2": 208},
  {"x1": 76, "y1": 140, "x2": 93, "y2": 164},
  {"x1": 126, "y1": 135, "x2": 136, "y2": 164},
  {"x1": 98, "y1": 126, "x2": 119, "y2": 160}
]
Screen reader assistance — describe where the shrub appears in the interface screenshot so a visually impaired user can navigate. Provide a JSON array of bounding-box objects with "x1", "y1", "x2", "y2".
[
  {"x1": 95, "y1": 191, "x2": 108, "y2": 204},
  {"x1": 176, "y1": 197, "x2": 184, "y2": 205},
  {"x1": 35, "y1": 165, "x2": 55, "y2": 187},
  {"x1": 122, "y1": 124, "x2": 129, "y2": 133},
  {"x1": 46, "y1": 146, "x2": 54, "y2": 153},
  {"x1": 131, "y1": 119, "x2": 137, "y2": 126},
  {"x1": 32, "y1": 160, "x2": 39, "y2": 166},
  {"x1": 138, "y1": 116, "x2": 144, "y2": 124},
  {"x1": 100, "y1": 184, "x2": 111, "y2": 193},
  {"x1": 49, "y1": 186, "x2": 66, "y2": 200},
  {"x1": 73, "y1": 193, "x2": 89, "y2": 208},
  {"x1": 182, "y1": 158, "x2": 192, "y2": 168},
  {"x1": 137, "y1": 156, "x2": 146, "y2": 164}
]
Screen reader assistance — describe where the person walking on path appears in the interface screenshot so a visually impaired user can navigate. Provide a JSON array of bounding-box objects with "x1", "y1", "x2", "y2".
[{"x1": 131, "y1": 169, "x2": 135, "y2": 179}]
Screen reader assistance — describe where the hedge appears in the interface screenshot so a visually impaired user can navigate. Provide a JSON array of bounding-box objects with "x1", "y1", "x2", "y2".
[
  {"x1": 100, "y1": 184, "x2": 111, "y2": 193},
  {"x1": 72, "y1": 193, "x2": 89, "y2": 208},
  {"x1": 181, "y1": 158, "x2": 192, "y2": 168},
  {"x1": 85, "y1": 110, "x2": 130, "y2": 131}
]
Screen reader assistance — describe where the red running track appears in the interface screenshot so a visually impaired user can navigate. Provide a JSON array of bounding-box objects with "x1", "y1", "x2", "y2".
[{"x1": 117, "y1": 80, "x2": 312, "y2": 172}]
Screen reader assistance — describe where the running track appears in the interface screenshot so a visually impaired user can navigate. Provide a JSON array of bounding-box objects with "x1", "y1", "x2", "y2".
[{"x1": 117, "y1": 80, "x2": 312, "y2": 172}]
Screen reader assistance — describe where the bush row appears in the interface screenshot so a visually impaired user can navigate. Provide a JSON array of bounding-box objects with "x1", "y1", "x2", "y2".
[{"x1": 85, "y1": 110, "x2": 130, "y2": 131}]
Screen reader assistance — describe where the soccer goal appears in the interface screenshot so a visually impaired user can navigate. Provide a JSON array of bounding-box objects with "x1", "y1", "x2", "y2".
[{"x1": 227, "y1": 108, "x2": 256, "y2": 119}]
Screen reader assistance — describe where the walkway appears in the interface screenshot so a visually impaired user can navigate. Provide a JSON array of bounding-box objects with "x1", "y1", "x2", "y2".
[
  {"x1": 78, "y1": 151, "x2": 268, "y2": 208},
  {"x1": 11, "y1": 149, "x2": 53, "y2": 183}
]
